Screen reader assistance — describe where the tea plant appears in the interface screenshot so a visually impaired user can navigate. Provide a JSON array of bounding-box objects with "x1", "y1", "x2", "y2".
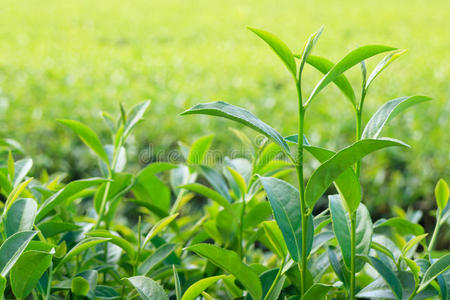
[{"x1": 0, "y1": 27, "x2": 448, "y2": 300}]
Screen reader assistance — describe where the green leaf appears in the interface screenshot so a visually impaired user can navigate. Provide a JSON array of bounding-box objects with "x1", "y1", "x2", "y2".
[
  {"x1": 11, "y1": 250, "x2": 52, "y2": 299},
  {"x1": 142, "y1": 213, "x2": 179, "y2": 247},
  {"x1": 362, "y1": 96, "x2": 432, "y2": 139},
  {"x1": 366, "y1": 256, "x2": 403, "y2": 300},
  {"x1": 327, "y1": 247, "x2": 350, "y2": 288},
  {"x1": 173, "y1": 265, "x2": 181, "y2": 300},
  {"x1": 139, "y1": 243, "x2": 177, "y2": 275},
  {"x1": 181, "y1": 275, "x2": 224, "y2": 300},
  {"x1": 330, "y1": 195, "x2": 372, "y2": 270},
  {"x1": 0, "y1": 275, "x2": 5, "y2": 296},
  {"x1": 179, "y1": 183, "x2": 231, "y2": 208},
  {"x1": 181, "y1": 101, "x2": 290, "y2": 155},
  {"x1": 0, "y1": 230, "x2": 37, "y2": 276},
  {"x1": 58, "y1": 119, "x2": 109, "y2": 164},
  {"x1": 254, "y1": 143, "x2": 282, "y2": 173},
  {"x1": 4, "y1": 177, "x2": 33, "y2": 212},
  {"x1": 133, "y1": 162, "x2": 177, "y2": 213},
  {"x1": 303, "y1": 283, "x2": 333, "y2": 299},
  {"x1": 401, "y1": 234, "x2": 428, "y2": 256},
  {"x1": 123, "y1": 100, "x2": 151, "y2": 138},
  {"x1": 262, "y1": 221, "x2": 288, "y2": 259},
  {"x1": 12, "y1": 158, "x2": 33, "y2": 188},
  {"x1": 418, "y1": 254, "x2": 450, "y2": 292},
  {"x1": 187, "y1": 135, "x2": 214, "y2": 165},
  {"x1": 87, "y1": 230, "x2": 136, "y2": 259},
  {"x1": 305, "y1": 138, "x2": 408, "y2": 208},
  {"x1": 72, "y1": 277, "x2": 90, "y2": 296},
  {"x1": 125, "y1": 276, "x2": 169, "y2": 300},
  {"x1": 374, "y1": 217, "x2": 424, "y2": 236},
  {"x1": 36, "y1": 177, "x2": 107, "y2": 222},
  {"x1": 54, "y1": 237, "x2": 110, "y2": 271},
  {"x1": 7, "y1": 151, "x2": 14, "y2": 183},
  {"x1": 259, "y1": 176, "x2": 314, "y2": 261},
  {"x1": 365, "y1": 49, "x2": 407, "y2": 89},
  {"x1": 37, "y1": 221, "x2": 80, "y2": 238},
  {"x1": 95, "y1": 285, "x2": 120, "y2": 300},
  {"x1": 306, "y1": 45, "x2": 396, "y2": 107},
  {"x1": 186, "y1": 244, "x2": 262, "y2": 300},
  {"x1": 259, "y1": 268, "x2": 286, "y2": 300},
  {"x1": 247, "y1": 27, "x2": 296, "y2": 77},
  {"x1": 435, "y1": 178, "x2": 449, "y2": 213},
  {"x1": 306, "y1": 55, "x2": 355, "y2": 105},
  {"x1": 226, "y1": 167, "x2": 246, "y2": 196},
  {"x1": 4, "y1": 198, "x2": 37, "y2": 237}
]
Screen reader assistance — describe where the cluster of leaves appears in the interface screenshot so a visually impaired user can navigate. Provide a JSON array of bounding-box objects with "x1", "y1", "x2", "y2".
[{"x1": 0, "y1": 27, "x2": 448, "y2": 300}]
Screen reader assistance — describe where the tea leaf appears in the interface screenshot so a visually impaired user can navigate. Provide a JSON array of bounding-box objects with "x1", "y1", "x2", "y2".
[
  {"x1": 186, "y1": 244, "x2": 262, "y2": 300},
  {"x1": 435, "y1": 178, "x2": 449, "y2": 213},
  {"x1": 179, "y1": 183, "x2": 231, "y2": 208},
  {"x1": 362, "y1": 96, "x2": 432, "y2": 139},
  {"x1": 58, "y1": 119, "x2": 109, "y2": 164},
  {"x1": 4, "y1": 198, "x2": 37, "y2": 237},
  {"x1": 12, "y1": 158, "x2": 33, "y2": 188},
  {"x1": 374, "y1": 217, "x2": 424, "y2": 236},
  {"x1": 87, "y1": 230, "x2": 136, "y2": 259},
  {"x1": 123, "y1": 100, "x2": 151, "y2": 138},
  {"x1": 303, "y1": 283, "x2": 333, "y2": 299},
  {"x1": 181, "y1": 101, "x2": 290, "y2": 155},
  {"x1": 173, "y1": 265, "x2": 182, "y2": 300},
  {"x1": 330, "y1": 195, "x2": 372, "y2": 270},
  {"x1": 139, "y1": 244, "x2": 178, "y2": 275},
  {"x1": 298, "y1": 26, "x2": 324, "y2": 76},
  {"x1": 11, "y1": 250, "x2": 53, "y2": 300},
  {"x1": 226, "y1": 167, "x2": 246, "y2": 196},
  {"x1": 4, "y1": 177, "x2": 33, "y2": 212},
  {"x1": 365, "y1": 50, "x2": 407, "y2": 89},
  {"x1": 36, "y1": 177, "x2": 107, "y2": 222},
  {"x1": 71, "y1": 277, "x2": 90, "y2": 296},
  {"x1": 401, "y1": 233, "x2": 428, "y2": 256},
  {"x1": 259, "y1": 176, "x2": 314, "y2": 261},
  {"x1": 262, "y1": 221, "x2": 288, "y2": 259},
  {"x1": 181, "y1": 275, "x2": 224, "y2": 300},
  {"x1": 248, "y1": 27, "x2": 297, "y2": 77},
  {"x1": 305, "y1": 138, "x2": 408, "y2": 208},
  {"x1": 187, "y1": 135, "x2": 214, "y2": 165},
  {"x1": 142, "y1": 213, "x2": 179, "y2": 247},
  {"x1": 306, "y1": 45, "x2": 396, "y2": 107},
  {"x1": 126, "y1": 276, "x2": 169, "y2": 300},
  {"x1": 306, "y1": 55, "x2": 355, "y2": 105},
  {"x1": 0, "y1": 230, "x2": 37, "y2": 276},
  {"x1": 418, "y1": 254, "x2": 450, "y2": 292},
  {"x1": 365, "y1": 256, "x2": 402, "y2": 300}
]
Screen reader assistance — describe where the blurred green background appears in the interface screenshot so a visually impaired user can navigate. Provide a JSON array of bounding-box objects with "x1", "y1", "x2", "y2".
[{"x1": 0, "y1": 0, "x2": 448, "y2": 213}]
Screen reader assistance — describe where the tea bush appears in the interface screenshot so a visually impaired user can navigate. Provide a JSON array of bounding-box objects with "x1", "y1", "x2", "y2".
[{"x1": 0, "y1": 27, "x2": 449, "y2": 299}]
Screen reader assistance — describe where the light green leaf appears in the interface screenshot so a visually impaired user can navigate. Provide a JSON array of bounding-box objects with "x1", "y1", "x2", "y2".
[
  {"x1": 303, "y1": 283, "x2": 333, "y2": 299},
  {"x1": 4, "y1": 198, "x2": 37, "y2": 237},
  {"x1": 54, "y1": 237, "x2": 110, "y2": 272},
  {"x1": 401, "y1": 234, "x2": 428, "y2": 256},
  {"x1": 12, "y1": 158, "x2": 33, "y2": 188},
  {"x1": 306, "y1": 55, "x2": 355, "y2": 105},
  {"x1": 71, "y1": 277, "x2": 90, "y2": 297},
  {"x1": 179, "y1": 183, "x2": 231, "y2": 208},
  {"x1": 305, "y1": 138, "x2": 408, "y2": 208},
  {"x1": 0, "y1": 230, "x2": 37, "y2": 276},
  {"x1": 262, "y1": 221, "x2": 288, "y2": 259},
  {"x1": 142, "y1": 213, "x2": 179, "y2": 247},
  {"x1": 0, "y1": 275, "x2": 5, "y2": 296},
  {"x1": 187, "y1": 135, "x2": 214, "y2": 165},
  {"x1": 306, "y1": 45, "x2": 396, "y2": 107},
  {"x1": 181, "y1": 275, "x2": 224, "y2": 300},
  {"x1": 374, "y1": 217, "x2": 424, "y2": 236},
  {"x1": 418, "y1": 254, "x2": 450, "y2": 292},
  {"x1": 362, "y1": 96, "x2": 432, "y2": 139},
  {"x1": 180, "y1": 101, "x2": 290, "y2": 155},
  {"x1": 123, "y1": 100, "x2": 151, "y2": 138},
  {"x1": 226, "y1": 167, "x2": 246, "y2": 196},
  {"x1": 330, "y1": 195, "x2": 372, "y2": 270},
  {"x1": 58, "y1": 119, "x2": 109, "y2": 164},
  {"x1": 36, "y1": 177, "x2": 107, "y2": 222},
  {"x1": 4, "y1": 177, "x2": 33, "y2": 212},
  {"x1": 365, "y1": 49, "x2": 407, "y2": 89},
  {"x1": 11, "y1": 250, "x2": 52, "y2": 300},
  {"x1": 87, "y1": 230, "x2": 136, "y2": 259},
  {"x1": 435, "y1": 178, "x2": 449, "y2": 213},
  {"x1": 248, "y1": 27, "x2": 296, "y2": 76},
  {"x1": 259, "y1": 176, "x2": 314, "y2": 261},
  {"x1": 125, "y1": 276, "x2": 168, "y2": 300},
  {"x1": 173, "y1": 265, "x2": 181, "y2": 300},
  {"x1": 186, "y1": 244, "x2": 262, "y2": 300}
]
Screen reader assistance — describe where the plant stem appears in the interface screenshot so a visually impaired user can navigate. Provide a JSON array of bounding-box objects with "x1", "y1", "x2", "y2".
[
  {"x1": 428, "y1": 213, "x2": 441, "y2": 254},
  {"x1": 295, "y1": 77, "x2": 307, "y2": 297},
  {"x1": 349, "y1": 211, "x2": 356, "y2": 300},
  {"x1": 238, "y1": 196, "x2": 246, "y2": 259},
  {"x1": 263, "y1": 258, "x2": 284, "y2": 300}
]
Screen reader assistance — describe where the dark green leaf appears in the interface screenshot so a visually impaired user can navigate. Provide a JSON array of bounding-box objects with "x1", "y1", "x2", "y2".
[
  {"x1": 95, "y1": 285, "x2": 120, "y2": 300},
  {"x1": 366, "y1": 256, "x2": 402, "y2": 300},
  {"x1": 362, "y1": 96, "x2": 432, "y2": 139},
  {"x1": 181, "y1": 101, "x2": 290, "y2": 155},
  {"x1": 125, "y1": 276, "x2": 168, "y2": 300},
  {"x1": 179, "y1": 183, "x2": 231, "y2": 208},
  {"x1": 374, "y1": 217, "x2": 424, "y2": 236},
  {"x1": 173, "y1": 265, "x2": 181, "y2": 300},
  {"x1": 0, "y1": 230, "x2": 37, "y2": 276},
  {"x1": 4, "y1": 198, "x2": 37, "y2": 237},
  {"x1": 419, "y1": 254, "x2": 450, "y2": 292},
  {"x1": 260, "y1": 176, "x2": 314, "y2": 261},
  {"x1": 186, "y1": 244, "x2": 262, "y2": 300},
  {"x1": 139, "y1": 244, "x2": 178, "y2": 275},
  {"x1": 303, "y1": 283, "x2": 333, "y2": 299}
]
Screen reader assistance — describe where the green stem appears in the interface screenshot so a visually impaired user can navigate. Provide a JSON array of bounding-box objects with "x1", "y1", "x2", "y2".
[
  {"x1": 45, "y1": 263, "x2": 53, "y2": 300},
  {"x1": 295, "y1": 76, "x2": 307, "y2": 297},
  {"x1": 263, "y1": 258, "x2": 285, "y2": 300},
  {"x1": 133, "y1": 216, "x2": 142, "y2": 275},
  {"x1": 238, "y1": 197, "x2": 246, "y2": 259},
  {"x1": 428, "y1": 213, "x2": 441, "y2": 254},
  {"x1": 349, "y1": 212, "x2": 356, "y2": 300}
]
